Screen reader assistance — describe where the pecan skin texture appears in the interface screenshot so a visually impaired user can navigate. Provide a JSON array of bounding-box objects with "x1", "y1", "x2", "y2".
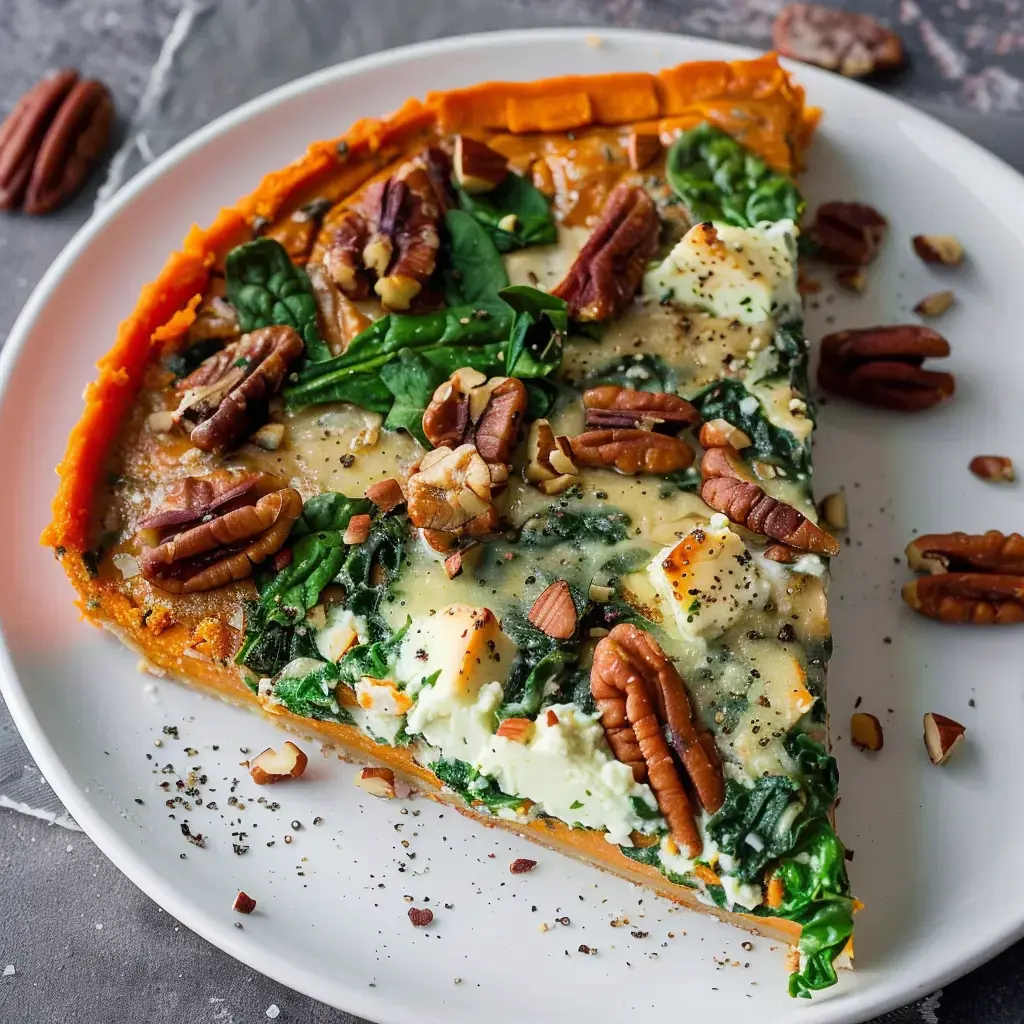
[
  {"x1": 583, "y1": 385, "x2": 701, "y2": 432},
  {"x1": 818, "y1": 325, "x2": 954, "y2": 411},
  {"x1": 591, "y1": 624, "x2": 724, "y2": 857},
  {"x1": 0, "y1": 69, "x2": 113, "y2": 213},
  {"x1": 570, "y1": 429, "x2": 694, "y2": 476},
  {"x1": 138, "y1": 471, "x2": 266, "y2": 534},
  {"x1": 902, "y1": 574, "x2": 1024, "y2": 625},
  {"x1": 773, "y1": 4, "x2": 903, "y2": 78},
  {"x1": 701, "y1": 446, "x2": 840, "y2": 556},
  {"x1": 139, "y1": 482, "x2": 301, "y2": 594},
  {"x1": 807, "y1": 201, "x2": 888, "y2": 265},
  {"x1": 175, "y1": 325, "x2": 304, "y2": 453},
  {"x1": 406, "y1": 444, "x2": 499, "y2": 542},
  {"x1": 551, "y1": 183, "x2": 659, "y2": 321},
  {"x1": 906, "y1": 531, "x2": 1024, "y2": 576}
]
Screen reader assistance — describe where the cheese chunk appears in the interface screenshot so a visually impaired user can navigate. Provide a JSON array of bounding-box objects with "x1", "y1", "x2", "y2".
[
  {"x1": 643, "y1": 219, "x2": 800, "y2": 326},
  {"x1": 648, "y1": 515, "x2": 769, "y2": 642},
  {"x1": 315, "y1": 606, "x2": 367, "y2": 663}
]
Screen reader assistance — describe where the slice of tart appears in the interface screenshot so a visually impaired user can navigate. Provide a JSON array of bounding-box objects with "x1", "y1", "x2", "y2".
[{"x1": 45, "y1": 54, "x2": 853, "y2": 996}]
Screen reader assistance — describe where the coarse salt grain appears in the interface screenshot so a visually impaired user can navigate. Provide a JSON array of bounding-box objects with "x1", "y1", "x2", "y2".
[
  {"x1": 266, "y1": 1005, "x2": 280, "y2": 1019},
  {"x1": 2, "y1": 965, "x2": 14, "y2": 977}
]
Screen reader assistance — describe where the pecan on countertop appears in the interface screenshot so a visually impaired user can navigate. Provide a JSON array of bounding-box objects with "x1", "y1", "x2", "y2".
[
  {"x1": 138, "y1": 474, "x2": 301, "y2": 594},
  {"x1": 0, "y1": 68, "x2": 113, "y2": 214},
  {"x1": 700, "y1": 445, "x2": 840, "y2": 557},
  {"x1": 906, "y1": 531, "x2": 1024, "y2": 576},
  {"x1": 806, "y1": 201, "x2": 888, "y2": 265},
  {"x1": 569, "y1": 428, "x2": 694, "y2": 476},
  {"x1": 323, "y1": 155, "x2": 441, "y2": 310},
  {"x1": 173, "y1": 325, "x2": 304, "y2": 454},
  {"x1": 817, "y1": 324, "x2": 954, "y2": 412},
  {"x1": 551, "y1": 183, "x2": 660, "y2": 321},
  {"x1": 591, "y1": 623, "x2": 724, "y2": 857},
  {"x1": 582, "y1": 385, "x2": 701, "y2": 432}
]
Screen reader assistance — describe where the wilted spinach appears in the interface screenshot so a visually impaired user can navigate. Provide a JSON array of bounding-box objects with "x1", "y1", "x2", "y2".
[
  {"x1": 456, "y1": 171, "x2": 557, "y2": 252},
  {"x1": 263, "y1": 657, "x2": 352, "y2": 724},
  {"x1": 429, "y1": 757, "x2": 525, "y2": 813},
  {"x1": 442, "y1": 209, "x2": 509, "y2": 304}
]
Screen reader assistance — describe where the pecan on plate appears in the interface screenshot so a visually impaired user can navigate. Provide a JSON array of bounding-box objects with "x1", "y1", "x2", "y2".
[
  {"x1": 570, "y1": 429, "x2": 694, "y2": 476},
  {"x1": 138, "y1": 473, "x2": 301, "y2": 594},
  {"x1": 806, "y1": 201, "x2": 888, "y2": 265},
  {"x1": 323, "y1": 158, "x2": 440, "y2": 310},
  {"x1": 772, "y1": 3, "x2": 904, "y2": 78},
  {"x1": 422, "y1": 367, "x2": 527, "y2": 470},
  {"x1": 173, "y1": 325, "x2": 304, "y2": 453},
  {"x1": 583, "y1": 385, "x2": 701, "y2": 432},
  {"x1": 551, "y1": 183, "x2": 660, "y2": 321},
  {"x1": 406, "y1": 444, "x2": 500, "y2": 545},
  {"x1": 700, "y1": 446, "x2": 840, "y2": 556},
  {"x1": 0, "y1": 68, "x2": 113, "y2": 214},
  {"x1": 591, "y1": 623, "x2": 724, "y2": 857},
  {"x1": 817, "y1": 325, "x2": 954, "y2": 411},
  {"x1": 905, "y1": 531, "x2": 1024, "y2": 576}
]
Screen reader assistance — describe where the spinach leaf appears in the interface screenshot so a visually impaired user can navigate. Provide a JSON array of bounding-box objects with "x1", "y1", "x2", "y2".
[
  {"x1": 236, "y1": 601, "x2": 321, "y2": 678},
  {"x1": 585, "y1": 353, "x2": 678, "y2": 394},
  {"x1": 292, "y1": 493, "x2": 373, "y2": 535},
  {"x1": 263, "y1": 656, "x2": 352, "y2": 724},
  {"x1": 690, "y1": 377, "x2": 809, "y2": 473},
  {"x1": 519, "y1": 506, "x2": 631, "y2": 548},
  {"x1": 665, "y1": 124, "x2": 805, "y2": 228},
  {"x1": 336, "y1": 514, "x2": 407, "y2": 637},
  {"x1": 336, "y1": 619, "x2": 410, "y2": 687},
  {"x1": 500, "y1": 285, "x2": 567, "y2": 379},
  {"x1": 164, "y1": 338, "x2": 222, "y2": 379},
  {"x1": 456, "y1": 172, "x2": 557, "y2": 252},
  {"x1": 442, "y1": 209, "x2": 509, "y2": 305},
  {"x1": 617, "y1": 842, "x2": 693, "y2": 887},
  {"x1": 225, "y1": 238, "x2": 331, "y2": 362},
  {"x1": 379, "y1": 349, "x2": 447, "y2": 446},
  {"x1": 429, "y1": 758, "x2": 525, "y2": 813},
  {"x1": 500, "y1": 648, "x2": 575, "y2": 720}
]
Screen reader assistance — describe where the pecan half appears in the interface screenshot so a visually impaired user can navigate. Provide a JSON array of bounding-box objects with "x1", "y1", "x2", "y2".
[
  {"x1": 569, "y1": 429, "x2": 694, "y2": 476},
  {"x1": 138, "y1": 479, "x2": 301, "y2": 594},
  {"x1": 772, "y1": 3, "x2": 904, "y2": 78},
  {"x1": 700, "y1": 446, "x2": 840, "y2": 556},
  {"x1": 817, "y1": 325, "x2": 954, "y2": 411},
  {"x1": 905, "y1": 531, "x2": 1024, "y2": 576},
  {"x1": 902, "y1": 574, "x2": 1024, "y2": 625},
  {"x1": 591, "y1": 624, "x2": 724, "y2": 857},
  {"x1": 807, "y1": 201, "x2": 888, "y2": 265},
  {"x1": 0, "y1": 69, "x2": 113, "y2": 213},
  {"x1": 583, "y1": 385, "x2": 700, "y2": 432},
  {"x1": 173, "y1": 325, "x2": 304, "y2": 453},
  {"x1": 323, "y1": 157, "x2": 440, "y2": 311},
  {"x1": 406, "y1": 444, "x2": 499, "y2": 542},
  {"x1": 137, "y1": 470, "x2": 267, "y2": 540},
  {"x1": 423, "y1": 368, "x2": 527, "y2": 471},
  {"x1": 551, "y1": 183, "x2": 659, "y2": 321}
]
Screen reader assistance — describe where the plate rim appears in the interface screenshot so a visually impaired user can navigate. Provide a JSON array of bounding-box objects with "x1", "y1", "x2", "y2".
[{"x1": 2, "y1": 26, "x2": 1023, "y2": 1023}]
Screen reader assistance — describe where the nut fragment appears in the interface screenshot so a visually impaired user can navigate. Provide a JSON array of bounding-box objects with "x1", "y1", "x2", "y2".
[
  {"x1": 583, "y1": 385, "x2": 700, "y2": 432},
  {"x1": 174, "y1": 325, "x2": 305, "y2": 453},
  {"x1": 591, "y1": 624, "x2": 724, "y2": 857},
  {"x1": 913, "y1": 290, "x2": 955, "y2": 318},
  {"x1": 510, "y1": 858, "x2": 538, "y2": 874},
  {"x1": 0, "y1": 69, "x2": 114, "y2": 214},
  {"x1": 834, "y1": 267, "x2": 867, "y2": 293},
  {"x1": 343, "y1": 513, "x2": 372, "y2": 545},
  {"x1": 807, "y1": 201, "x2": 888, "y2": 265},
  {"x1": 552, "y1": 183, "x2": 660, "y2": 321},
  {"x1": 626, "y1": 129, "x2": 661, "y2": 171},
  {"x1": 453, "y1": 135, "x2": 508, "y2": 193},
  {"x1": 817, "y1": 324, "x2": 954, "y2": 411},
  {"x1": 913, "y1": 235, "x2": 964, "y2": 267},
  {"x1": 232, "y1": 891, "x2": 257, "y2": 914},
  {"x1": 699, "y1": 418, "x2": 751, "y2": 451},
  {"x1": 139, "y1": 476, "x2": 301, "y2": 594},
  {"x1": 496, "y1": 718, "x2": 535, "y2": 743},
  {"x1": 923, "y1": 713, "x2": 966, "y2": 765},
  {"x1": 407, "y1": 444, "x2": 499, "y2": 542},
  {"x1": 355, "y1": 766, "x2": 397, "y2": 798},
  {"x1": 524, "y1": 419, "x2": 578, "y2": 494},
  {"x1": 763, "y1": 543, "x2": 797, "y2": 564},
  {"x1": 570, "y1": 429, "x2": 695, "y2": 476},
  {"x1": 527, "y1": 580, "x2": 578, "y2": 640},
  {"x1": 700, "y1": 446, "x2": 840, "y2": 556},
  {"x1": 408, "y1": 907, "x2": 434, "y2": 927},
  {"x1": 818, "y1": 492, "x2": 848, "y2": 531},
  {"x1": 969, "y1": 455, "x2": 1014, "y2": 483},
  {"x1": 772, "y1": 3, "x2": 904, "y2": 78},
  {"x1": 850, "y1": 712, "x2": 883, "y2": 752},
  {"x1": 248, "y1": 422, "x2": 285, "y2": 451},
  {"x1": 249, "y1": 742, "x2": 309, "y2": 785},
  {"x1": 365, "y1": 478, "x2": 406, "y2": 513}
]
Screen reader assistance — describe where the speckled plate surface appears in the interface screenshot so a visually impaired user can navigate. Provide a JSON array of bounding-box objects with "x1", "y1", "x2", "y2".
[{"x1": 2, "y1": 29, "x2": 1023, "y2": 1024}]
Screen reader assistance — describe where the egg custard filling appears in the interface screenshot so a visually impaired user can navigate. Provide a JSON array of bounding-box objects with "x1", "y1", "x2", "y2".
[{"x1": 46, "y1": 55, "x2": 853, "y2": 997}]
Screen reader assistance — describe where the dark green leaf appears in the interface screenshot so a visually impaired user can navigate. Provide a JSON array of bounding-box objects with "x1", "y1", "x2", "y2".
[
  {"x1": 164, "y1": 338, "x2": 223, "y2": 379},
  {"x1": 336, "y1": 619, "x2": 410, "y2": 687},
  {"x1": 519, "y1": 506, "x2": 631, "y2": 548},
  {"x1": 456, "y1": 172, "x2": 557, "y2": 252},
  {"x1": 264, "y1": 656, "x2": 352, "y2": 723},
  {"x1": 499, "y1": 648, "x2": 574, "y2": 719},
  {"x1": 585, "y1": 353, "x2": 678, "y2": 394},
  {"x1": 429, "y1": 758, "x2": 524, "y2": 812},
  {"x1": 380, "y1": 349, "x2": 448, "y2": 445},
  {"x1": 442, "y1": 209, "x2": 509, "y2": 305}
]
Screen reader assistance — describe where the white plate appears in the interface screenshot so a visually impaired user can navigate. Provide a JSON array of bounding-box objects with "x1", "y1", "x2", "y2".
[{"x1": 2, "y1": 28, "x2": 1023, "y2": 1024}]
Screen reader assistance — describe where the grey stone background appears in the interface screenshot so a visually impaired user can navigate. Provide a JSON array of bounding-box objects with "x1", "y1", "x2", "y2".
[{"x1": 1, "y1": 1, "x2": 1023, "y2": 1021}]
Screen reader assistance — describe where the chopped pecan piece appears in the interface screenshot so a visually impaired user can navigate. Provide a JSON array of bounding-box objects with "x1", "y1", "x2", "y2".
[
  {"x1": 850, "y1": 713, "x2": 883, "y2": 752},
  {"x1": 817, "y1": 325, "x2": 954, "y2": 411},
  {"x1": 138, "y1": 478, "x2": 301, "y2": 594},
  {"x1": 527, "y1": 580, "x2": 578, "y2": 640},
  {"x1": 923, "y1": 713, "x2": 966, "y2": 765},
  {"x1": 524, "y1": 419, "x2": 578, "y2": 495},
  {"x1": 913, "y1": 235, "x2": 964, "y2": 267},
  {"x1": 454, "y1": 135, "x2": 508, "y2": 193},
  {"x1": 772, "y1": 4, "x2": 904, "y2": 78},
  {"x1": 365, "y1": 478, "x2": 406, "y2": 513},
  {"x1": 763, "y1": 543, "x2": 797, "y2": 564},
  {"x1": 905, "y1": 531, "x2": 1024, "y2": 576},
  {"x1": 406, "y1": 444, "x2": 499, "y2": 543},
  {"x1": 627, "y1": 129, "x2": 661, "y2": 171},
  {"x1": 570, "y1": 429, "x2": 694, "y2": 476},
  {"x1": 591, "y1": 624, "x2": 724, "y2": 857},
  {"x1": 699, "y1": 418, "x2": 751, "y2": 451},
  {"x1": 914, "y1": 290, "x2": 955, "y2": 318},
  {"x1": 174, "y1": 325, "x2": 303, "y2": 453},
  {"x1": 902, "y1": 573, "x2": 1024, "y2": 625},
  {"x1": 323, "y1": 158, "x2": 440, "y2": 311},
  {"x1": 583, "y1": 385, "x2": 700, "y2": 432},
  {"x1": 807, "y1": 202, "x2": 888, "y2": 265},
  {"x1": 700, "y1": 446, "x2": 840, "y2": 556},
  {"x1": 969, "y1": 455, "x2": 1015, "y2": 483},
  {"x1": 551, "y1": 183, "x2": 659, "y2": 321}
]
